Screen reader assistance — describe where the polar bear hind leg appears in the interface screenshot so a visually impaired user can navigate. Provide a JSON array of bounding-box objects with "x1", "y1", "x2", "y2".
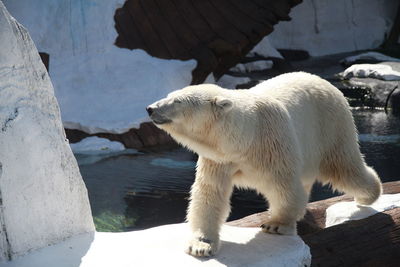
[{"x1": 259, "y1": 174, "x2": 308, "y2": 235}]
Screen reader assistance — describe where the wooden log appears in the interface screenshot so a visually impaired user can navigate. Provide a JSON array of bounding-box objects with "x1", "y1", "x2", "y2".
[
  {"x1": 227, "y1": 181, "x2": 400, "y2": 229},
  {"x1": 303, "y1": 207, "x2": 400, "y2": 267},
  {"x1": 227, "y1": 181, "x2": 400, "y2": 266}
]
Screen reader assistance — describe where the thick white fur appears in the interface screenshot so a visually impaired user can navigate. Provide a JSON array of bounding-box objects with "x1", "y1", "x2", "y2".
[{"x1": 149, "y1": 72, "x2": 382, "y2": 257}]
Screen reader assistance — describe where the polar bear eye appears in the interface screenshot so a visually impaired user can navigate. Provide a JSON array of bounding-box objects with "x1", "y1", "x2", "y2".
[{"x1": 174, "y1": 99, "x2": 182, "y2": 104}]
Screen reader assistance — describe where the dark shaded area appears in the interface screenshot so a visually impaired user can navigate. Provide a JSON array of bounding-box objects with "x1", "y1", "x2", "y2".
[
  {"x1": 277, "y1": 49, "x2": 309, "y2": 61},
  {"x1": 391, "y1": 88, "x2": 400, "y2": 115},
  {"x1": 124, "y1": 192, "x2": 189, "y2": 230},
  {"x1": 38, "y1": 52, "x2": 49, "y2": 71},
  {"x1": 79, "y1": 149, "x2": 195, "y2": 231},
  {"x1": 113, "y1": 0, "x2": 301, "y2": 84},
  {"x1": 382, "y1": 1, "x2": 400, "y2": 54}
]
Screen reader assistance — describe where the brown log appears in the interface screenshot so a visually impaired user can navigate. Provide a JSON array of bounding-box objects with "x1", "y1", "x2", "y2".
[
  {"x1": 227, "y1": 181, "x2": 400, "y2": 266},
  {"x1": 227, "y1": 181, "x2": 400, "y2": 229},
  {"x1": 303, "y1": 207, "x2": 400, "y2": 267}
]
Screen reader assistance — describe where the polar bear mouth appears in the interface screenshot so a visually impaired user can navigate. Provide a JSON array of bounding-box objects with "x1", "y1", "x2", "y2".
[{"x1": 152, "y1": 117, "x2": 172, "y2": 124}]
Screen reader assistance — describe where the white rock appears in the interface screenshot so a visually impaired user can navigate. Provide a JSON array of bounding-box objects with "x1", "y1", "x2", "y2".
[
  {"x1": 229, "y1": 63, "x2": 247, "y2": 73},
  {"x1": 2, "y1": 224, "x2": 311, "y2": 267},
  {"x1": 342, "y1": 63, "x2": 400, "y2": 81},
  {"x1": 249, "y1": 36, "x2": 283, "y2": 59},
  {"x1": 230, "y1": 61, "x2": 274, "y2": 74},
  {"x1": 0, "y1": 2, "x2": 94, "y2": 261},
  {"x1": 341, "y1": 52, "x2": 400, "y2": 65},
  {"x1": 326, "y1": 194, "x2": 400, "y2": 227},
  {"x1": 245, "y1": 61, "x2": 274, "y2": 72},
  {"x1": 3, "y1": 0, "x2": 207, "y2": 134},
  {"x1": 217, "y1": 75, "x2": 251, "y2": 89},
  {"x1": 269, "y1": 0, "x2": 398, "y2": 56},
  {"x1": 70, "y1": 136, "x2": 125, "y2": 154}
]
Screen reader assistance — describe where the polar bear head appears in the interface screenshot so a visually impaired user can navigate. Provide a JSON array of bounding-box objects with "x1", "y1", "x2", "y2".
[{"x1": 146, "y1": 84, "x2": 236, "y2": 159}]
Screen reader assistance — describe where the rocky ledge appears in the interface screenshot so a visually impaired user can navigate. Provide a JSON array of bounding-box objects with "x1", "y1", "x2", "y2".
[{"x1": 66, "y1": 122, "x2": 177, "y2": 150}]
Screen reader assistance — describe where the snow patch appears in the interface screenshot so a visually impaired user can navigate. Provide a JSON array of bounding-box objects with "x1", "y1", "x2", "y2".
[
  {"x1": 3, "y1": 224, "x2": 311, "y2": 267},
  {"x1": 217, "y1": 75, "x2": 251, "y2": 89},
  {"x1": 342, "y1": 64, "x2": 400, "y2": 81},
  {"x1": 248, "y1": 36, "x2": 283, "y2": 59},
  {"x1": 70, "y1": 136, "x2": 125, "y2": 154},
  {"x1": 326, "y1": 194, "x2": 400, "y2": 227},
  {"x1": 230, "y1": 61, "x2": 273, "y2": 73}
]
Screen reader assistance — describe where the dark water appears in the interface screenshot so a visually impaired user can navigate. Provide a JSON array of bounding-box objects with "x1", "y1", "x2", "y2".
[{"x1": 77, "y1": 110, "x2": 400, "y2": 232}]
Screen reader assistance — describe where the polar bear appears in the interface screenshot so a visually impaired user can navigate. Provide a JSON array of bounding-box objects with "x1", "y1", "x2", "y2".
[{"x1": 146, "y1": 72, "x2": 382, "y2": 257}]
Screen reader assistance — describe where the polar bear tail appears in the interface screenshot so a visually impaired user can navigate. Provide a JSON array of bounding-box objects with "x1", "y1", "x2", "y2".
[
  {"x1": 320, "y1": 155, "x2": 382, "y2": 206},
  {"x1": 353, "y1": 166, "x2": 382, "y2": 205}
]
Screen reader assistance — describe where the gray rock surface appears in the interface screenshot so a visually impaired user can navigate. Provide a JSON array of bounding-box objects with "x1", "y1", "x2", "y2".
[
  {"x1": 389, "y1": 87, "x2": 400, "y2": 114},
  {"x1": 336, "y1": 62, "x2": 400, "y2": 107},
  {"x1": 340, "y1": 77, "x2": 399, "y2": 107}
]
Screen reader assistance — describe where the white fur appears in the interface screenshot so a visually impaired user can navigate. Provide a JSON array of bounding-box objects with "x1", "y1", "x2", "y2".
[{"x1": 149, "y1": 72, "x2": 382, "y2": 257}]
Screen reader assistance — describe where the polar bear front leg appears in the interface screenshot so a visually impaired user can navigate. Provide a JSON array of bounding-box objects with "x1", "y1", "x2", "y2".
[
  {"x1": 185, "y1": 157, "x2": 234, "y2": 257},
  {"x1": 260, "y1": 173, "x2": 307, "y2": 235}
]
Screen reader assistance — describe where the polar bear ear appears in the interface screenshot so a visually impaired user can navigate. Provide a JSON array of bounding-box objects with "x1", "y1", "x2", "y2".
[{"x1": 214, "y1": 96, "x2": 233, "y2": 111}]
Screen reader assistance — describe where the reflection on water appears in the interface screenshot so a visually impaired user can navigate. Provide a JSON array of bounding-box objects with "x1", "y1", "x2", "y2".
[
  {"x1": 77, "y1": 110, "x2": 400, "y2": 232},
  {"x1": 354, "y1": 110, "x2": 400, "y2": 181},
  {"x1": 78, "y1": 150, "x2": 195, "y2": 231}
]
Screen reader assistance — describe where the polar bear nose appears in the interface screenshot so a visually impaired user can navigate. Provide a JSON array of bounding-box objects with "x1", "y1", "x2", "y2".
[{"x1": 146, "y1": 106, "x2": 154, "y2": 116}]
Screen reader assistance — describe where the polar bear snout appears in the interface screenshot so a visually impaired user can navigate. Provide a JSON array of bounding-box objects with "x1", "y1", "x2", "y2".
[
  {"x1": 146, "y1": 101, "x2": 173, "y2": 125},
  {"x1": 146, "y1": 105, "x2": 154, "y2": 116}
]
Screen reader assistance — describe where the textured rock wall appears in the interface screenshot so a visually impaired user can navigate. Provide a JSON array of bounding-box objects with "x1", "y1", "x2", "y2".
[
  {"x1": 0, "y1": 2, "x2": 94, "y2": 261},
  {"x1": 269, "y1": 0, "x2": 399, "y2": 56}
]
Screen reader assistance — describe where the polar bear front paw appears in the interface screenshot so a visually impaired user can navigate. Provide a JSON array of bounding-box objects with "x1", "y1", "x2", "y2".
[
  {"x1": 261, "y1": 220, "x2": 296, "y2": 235},
  {"x1": 185, "y1": 237, "x2": 218, "y2": 257}
]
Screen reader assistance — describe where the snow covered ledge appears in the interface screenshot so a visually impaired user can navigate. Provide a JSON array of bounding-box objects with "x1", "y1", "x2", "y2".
[
  {"x1": 3, "y1": 224, "x2": 311, "y2": 267},
  {"x1": 326, "y1": 194, "x2": 400, "y2": 227},
  {"x1": 0, "y1": 1, "x2": 94, "y2": 261}
]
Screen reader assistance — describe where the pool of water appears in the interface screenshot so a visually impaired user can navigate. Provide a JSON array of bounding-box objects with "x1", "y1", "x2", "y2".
[{"x1": 76, "y1": 110, "x2": 400, "y2": 232}]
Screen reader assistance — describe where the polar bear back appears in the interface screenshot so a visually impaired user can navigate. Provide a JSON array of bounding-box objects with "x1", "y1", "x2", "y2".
[{"x1": 249, "y1": 72, "x2": 357, "y2": 173}]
